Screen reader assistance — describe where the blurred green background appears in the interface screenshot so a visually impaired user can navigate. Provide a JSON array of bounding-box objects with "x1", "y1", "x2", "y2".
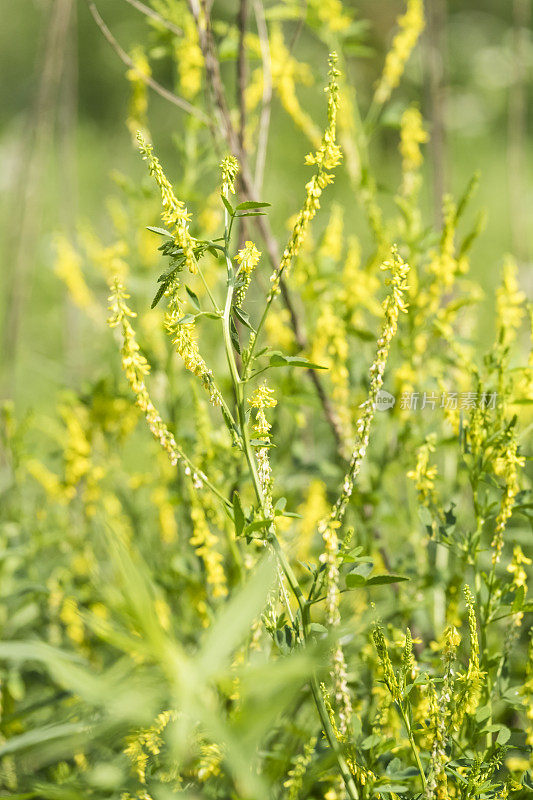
[{"x1": 1, "y1": 0, "x2": 531, "y2": 413}]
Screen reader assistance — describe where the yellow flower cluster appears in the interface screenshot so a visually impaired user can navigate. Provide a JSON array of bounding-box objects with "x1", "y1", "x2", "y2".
[
  {"x1": 189, "y1": 493, "x2": 228, "y2": 599},
  {"x1": 496, "y1": 256, "x2": 526, "y2": 346},
  {"x1": 332, "y1": 642, "x2": 352, "y2": 735},
  {"x1": 108, "y1": 278, "x2": 208, "y2": 492},
  {"x1": 234, "y1": 240, "x2": 261, "y2": 308},
  {"x1": 319, "y1": 204, "x2": 344, "y2": 264},
  {"x1": 80, "y1": 226, "x2": 129, "y2": 280},
  {"x1": 137, "y1": 132, "x2": 197, "y2": 274},
  {"x1": 399, "y1": 105, "x2": 428, "y2": 196},
  {"x1": 151, "y1": 486, "x2": 178, "y2": 544},
  {"x1": 427, "y1": 681, "x2": 447, "y2": 800},
  {"x1": 508, "y1": 545, "x2": 531, "y2": 626},
  {"x1": 374, "y1": 0, "x2": 425, "y2": 107},
  {"x1": 164, "y1": 279, "x2": 222, "y2": 406},
  {"x1": 321, "y1": 684, "x2": 376, "y2": 789},
  {"x1": 265, "y1": 308, "x2": 295, "y2": 352},
  {"x1": 249, "y1": 383, "x2": 277, "y2": 517},
  {"x1": 319, "y1": 518, "x2": 342, "y2": 626},
  {"x1": 173, "y1": 6, "x2": 203, "y2": 99},
  {"x1": 507, "y1": 545, "x2": 531, "y2": 590},
  {"x1": 221, "y1": 154, "x2": 239, "y2": 196},
  {"x1": 372, "y1": 625, "x2": 402, "y2": 702},
  {"x1": 333, "y1": 248, "x2": 410, "y2": 523},
  {"x1": 268, "y1": 53, "x2": 342, "y2": 298},
  {"x1": 297, "y1": 479, "x2": 329, "y2": 560},
  {"x1": 26, "y1": 458, "x2": 73, "y2": 504},
  {"x1": 196, "y1": 742, "x2": 223, "y2": 781},
  {"x1": 524, "y1": 638, "x2": 533, "y2": 747},
  {"x1": 283, "y1": 736, "x2": 317, "y2": 800},
  {"x1": 491, "y1": 434, "x2": 524, "y2": 564},
  {"x1": 126, "y1": 46, "x2": 150, "y2": 138},
  {"x1": 407, "y1": 433, "x2": 439, "y2": 508},
  {"x1": 427, "y1": 626, "x2": 460, "y2": 800},
  {"x1": 452, "y1": 587, "x2": 485, "y2": 729},
  {"x1": 60, "y1": 596, "x2": 84, "y2": 646},
  {"x1": 54, "y1": 235, "x2": 97, "y2": 316},
  {"x1": 124, "y1": 710, "x2": 177, "y2": 784},
  {"x1": 427, "y1": 196, "x2": 458, "y2": 309}
]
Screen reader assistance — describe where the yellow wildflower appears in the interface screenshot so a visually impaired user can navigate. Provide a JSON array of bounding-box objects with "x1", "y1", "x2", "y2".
[
  {"x1": 407, "y1": 433, "x2": 439, "y2": 508},
  {"x1": 126, "y1": 46, "x2": 150, "y2": 138},
  {"x1": 196, "y1": 742, "x2": 222, "y2": 781},
  {"x1": 265, "y1": 53, "x2": 341, "y2": 302},
  {"x1": 151, "y1": 486, "x2": 178, "y2": 544},
  {"x1": 164, "y1": 279, "x2": 222, "y2": 406},
  {"x1": 319, "y1": 204, "x2": 344, "y2": 263},
  {"x1": 25, "y1": 459, "x2": 73, "y2": 504},
  {"x1": 283, "y1": 736, "x2": 317, "y2": 800},
  {"x1": 137, "y1": 132, "x2": 197, "y2": 274},
  {"x1": 54, "y1": 235, "x2": 97, "y2": 316},
  {"x1": 374, "y1": 0, "x2": 425, "y2": 107},
  {"x1": 333, "y1": 248, "x2": 410, "y2": 522},
  {"x1": 491, "y1": 434, "x2": 524, "y2": 564},
  {"x1": 108, "y1": 277, "x2": 205, "y2": 491},
  {"x1": 452, "y1": 587, "x2": 485, "y2": 729},
  {"x1": 265, "y1": 309, "x2": 295, "y2": 351},
  {"x1": 234, "y1": 240, "x2": 261, "y2": 308},
  {"x1": 496, "y1": 256, "x2": 526, "y2": 346},
  {"x1": 297, "y1": 479, "x2": 329, "y2": 560},
  {"x1": 249, "y1": 383, "x2": 277, "y2": 517},
  {"x1": 190, "y1": 493, "x2": 228, "y2": 599},
  {"x1": 399, "y1": 105, "x2": 428, "y2": 196},
  {"x1": 372, "y1": 625, "x2": 402, "y2": 702},
  {"x1": 507, "y1": 545, "x2": 531, "y2": 590}
]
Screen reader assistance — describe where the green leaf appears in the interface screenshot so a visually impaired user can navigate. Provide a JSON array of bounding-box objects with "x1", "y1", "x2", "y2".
[
  {"x1": 147, "y1": 226, "x2": 172, "y2": 237},
  {"x1": 176, "y1": 313, "x2": 196, "y2": 325},
  {"x1": 496, "y1": 726, "x2": 511, "y2": 745},
  {"x1": 233, "y1": 306, "x2": 255, "y2": 331},
  {"x1": 0, "y1": 722, "x2": 86, "y2": 757},
  {"x1": 230, "y1": 315, "x2": 241, "y2": 354},
  {"x1": 274, "y1": 497, "x2": 287, "y2": 512},
  {"x1": 221, "y1": 194, "x2": 234, "y2": 216},
  {"x1": 374, "y1": 784, "x2": 408, "y2": 794},
  {"x1": 243, "y1": 518, "x2": 273, "y2": 536},
  {"x1": 366, "y1": 574, "x2": 410, "y2": 586},
  {"x1": 185, "y1": 285, "x2": 200, "y2": 309},
  {"x1": 151, "y1": 281, "x2": 169, "y2": 309},
  {"x1": 346, "y1": 561, "x2": 374, "y2": 587},
  {"x1": 235, "y1": 201, "x2": 271, "y2": 210},
  {"x1": 308, "y1": 623, "x2": 328, "y2": 637},
  {"x1": 269, "y1": 352, "x2": 327, "y2": 369},
  {"x1": 232, "y1": 491, "x2": 245, "y2": 538},
  {"x1": 512, "y1": 585, "x2": 525, "y2": 612}
]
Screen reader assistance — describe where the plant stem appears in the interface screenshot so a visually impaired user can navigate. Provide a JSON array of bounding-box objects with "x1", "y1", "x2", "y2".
[{"x1": 398, "y1": 701, "x2": 427, "y2": 792}]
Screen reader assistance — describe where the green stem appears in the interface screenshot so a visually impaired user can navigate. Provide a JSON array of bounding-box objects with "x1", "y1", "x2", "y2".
[{"x1": 398, "y1": 701, "x2": 427, "y2": 792}]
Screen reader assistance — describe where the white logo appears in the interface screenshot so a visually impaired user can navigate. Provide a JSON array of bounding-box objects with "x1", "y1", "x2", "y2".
[{"x1": 376, "y1": 390, "x2": 395, "y2": 412}]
